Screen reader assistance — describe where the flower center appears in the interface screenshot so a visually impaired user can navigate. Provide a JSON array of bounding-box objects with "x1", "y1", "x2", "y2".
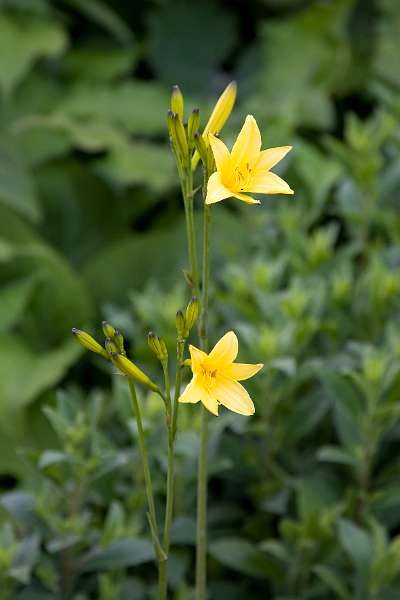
[
  {"x1": 229, "y1": 162, "x2": 253, "y2": 192},
  {"x1": 200, "y1": 365, "x2": 218, "y2": 391}
]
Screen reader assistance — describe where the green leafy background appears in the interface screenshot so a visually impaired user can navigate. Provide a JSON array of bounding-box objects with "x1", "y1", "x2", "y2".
[{"x1": 1, "y1": 0, "x2": 400, "y2": 598}]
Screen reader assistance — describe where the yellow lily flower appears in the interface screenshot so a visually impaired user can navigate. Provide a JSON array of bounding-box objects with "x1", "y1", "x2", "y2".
[
  {"x1": 206, "y1": 114, "x2": 294, "y2": 205},
  {"x1": 179, "y1": 331, "x2": 263, "y2": 416}
]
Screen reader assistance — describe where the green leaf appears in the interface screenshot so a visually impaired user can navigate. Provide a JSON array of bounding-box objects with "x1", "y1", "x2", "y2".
[
  {"x1": 317, "y1": 446, "x2": 358, "y2": 467},
  {"x1": 9, "y1": 241, "x2": 93, "y2": 343},
  {"x1": 295, "y1": 474, "x2": 339, "y2": 521},
  {"x1": 65, "y1": 0, "x2": 134, "y2": 45},
  {"x1": 81, "y1": 538, "x2": 154, "y2": 572},
  {"x1": 58, "y1": 81, "x2": 170, "y2": 135},
  {"x1": 82, "y1": 224, "x2": 187, "y2": 305},
  {"x1": 0, "y1": 276, "x2": 37, "y2": 333},
  {"x1": 0, "y1": 334, "x2": 81, "y2": 409},
  {"x1": 313, "y1": 565, "x2": 350, "y2": 599},
  {"x1": 338, "y1": 518, "x2": 374, "y2": 571},
  {"x1": 0, "y1": 140, "x2": 40, "y2": 222},
  {"x1": 64, "y1": 46, "x2": 138, "y2": 82},
  {"x1": 0, "y1": 13, "x2": 67, "y2": 95},
  {"x1": 94, "y1": 140, "x2": 174, "y2": 191},
  {"x1": 209, "y1": 537, "x2": 281, "y2": 580}
]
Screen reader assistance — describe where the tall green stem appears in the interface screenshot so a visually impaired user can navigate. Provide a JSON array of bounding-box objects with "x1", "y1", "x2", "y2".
[
  {"x1": 159, "y1": 342, "x2": 185, "y2": 599},
  {"x1": 172, "y1": 340, "x2": 185, "y2": 442},
  {"x1": 196, "y1": 199, "x2": 212, "y2": 600},
  {"x1": 127, "y1": 381, "x2": 163, "y2": 576},
  {"x1": 159, "y1": 361, "x2": 172, "y2": 600},
  {"x1": 184, "y1": 162, "x2": 200, "y2": 299}
]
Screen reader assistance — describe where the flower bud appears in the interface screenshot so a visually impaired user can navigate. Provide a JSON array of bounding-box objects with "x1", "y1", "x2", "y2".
[
  {"x1": 172, "y1": 112, "x2": 188, "y2": 159},
  {"x1": 105, "y1": 337, "x2": 119, "y2": 356},
  {"x1": 192, "y1": 81, "x2": 237, "y2": 169},
  {"x1": 187, "y1": 108, "x2": 200, "y2": 150},
  {"x1": 148, "y1": 332, "x2": 168, "y2": 362},
  {"x1": 167, "y1": 109, "x2": 175, "y2": 140},
  {"x1": 184, "y1": 296, "x2": 199, "y2": 337},
  {"x1": 111, "y1": 353, "x2": 160, "y2": 392},
  {"x1": 102, "y1": 320, "x2": 116, "y2": 339},
  {"x1": 204, "y1": 81, "x2": 237, "y2": 137},
  {"x1": 72, "y1": 328, "x2": 108, "y2": 359},
  {"x1": 114, "y1": 329, "x2": 125, "y2": 355},
  {"x1": 170, "y1": 85, "x2": 184, "y2": 121},
  {"x1": 193, "y1": 132, "x2": 208, "y2": 168},
  {"x1": 176, "y1": 310, "x2": 185, "y2": 338},
  {"x1": 102, "y1": 321, "x2": 125, "y2": 354}
]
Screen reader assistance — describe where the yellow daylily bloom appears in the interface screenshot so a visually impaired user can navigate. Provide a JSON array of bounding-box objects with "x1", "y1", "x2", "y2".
[
  {"x1": 178, "y1": 331, "x2": 263, "y2": 416},
  {"x1": 206, "y1": 114, "x2": 294, "y2": 205}
]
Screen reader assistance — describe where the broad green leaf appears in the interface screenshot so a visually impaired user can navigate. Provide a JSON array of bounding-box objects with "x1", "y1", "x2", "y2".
[
  {"x1": 83, "y1": 226, "x2": 187, "y2": 305},
  {"x1": 94, "y1": 140, "x2": 174, "y2": 191},
  {"x1": 0, "y1": 334, "x2": 81, "y2": 409},
  {"x1": 0, "y1": 140, "x2": 40, "y2": 222},
  {"x1": 64, "y1": 46, "x2": 138, "y2": 81},
  {"x1": 81, "y1": 538, "x2": 154, "y2": 572},
  {"x1": 209, "y1": 537, "x2": 281, "y2": 580},
  {"x1": 57, "y1": 81, "x2": 170, "y2": 135},
  {"x1": 0, "y1": 492, "x2": 37, "y2": 530},
  {"x1": 296, "y1": 474, "x2": 339, "y2": 521},
  {"x1": 317, "y1": 446, "x2": 358, "y2": 467},
  {"x1": 0, "y1": 276, "x2": 37, "y2": 332},
  {"x1": 65, "y1": 0, "x2": 134, "y2": 45},
  {"x1": 313, "y1": 565, "x2": 350, "y2": 599},
  {"x1": 0, "y1": 13, "x2": 66, "y2": 95},
  {"x1": 338, "y1": 519, "x2": 374, "y2": 571}
]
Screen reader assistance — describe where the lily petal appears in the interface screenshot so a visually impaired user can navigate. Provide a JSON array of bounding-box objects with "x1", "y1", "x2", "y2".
[
  {"x1": 178, "y1": 375, "x2": 202, "y2": 404},
  {"x1": 248, "y1": 171, "x2": 294, "y2": 195},
  {"x1": 189, "y1": 345, "x2": 208, "y2": 373},
  {"x1": 230, "y1": 115, "x2": 261, "y2": 170},
  {"x1": 223, "y1": 362, "x2": 264, "y2": 381},
  {"x1": 208, "y1": 133, "x2": 230, "y2": 172},
  {"x1": 257, "y1": 146, "x2": 292, "y2": 171},
  {"x1": 209, "y1": 331, "x2": 238, "y2": 366},
  {"x1": 206, "y1": 172, "x2": 233, "y2": 205},
  {"x1": 201, "y1": 391, "x2": 219, "y2": 416},
  {"x1": 214, "y1": 376, "x2": 255, "y2": 416},
  {"x1": 232, "y1": 192, "x2": 260, "y2": 205}
]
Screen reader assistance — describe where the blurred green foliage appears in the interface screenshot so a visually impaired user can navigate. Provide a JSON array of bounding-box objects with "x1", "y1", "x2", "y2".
[{"x1": 1, "y1": 0, "x2": 400, "y2": 597}]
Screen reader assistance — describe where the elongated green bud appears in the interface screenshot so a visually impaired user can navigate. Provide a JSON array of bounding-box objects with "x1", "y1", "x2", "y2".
[
  {"x1": 194, "y1": 132, "x2": 208, "y2": 167},
  {"x1": 176, "y1": 310, "x2": 185, "y2": 339},
  {"x1": 102, "y1": 321, "x2": 125, "y2": 354},
  {"x1": 72, "y1": 328, "x2": 108, "y2": 359},
  {"x1": 114, "y1": 329, "x2": 125, "y2": 355},
  {"x1": 105, "y1": 337, "x2": 119, "y2": 356},
  {"x1": 171, "y1": 85, "x2": 184, "y2": 121},
  {"x1": 172, "y1": 112, "x2": 188, "y2": 159},
  {"x1": 184, "y1": 296, "x2": 199, "y2": 337},
  {"x1": 187, "y1": 108, "x2": 200, "y2": 150},
  {"x1": 111, "y1": 353, "x2": 160, "y2": 392},
  {"x1": 102, "y1": 320, "x2": 116, "y2": 339},
  {"x1": 167, "y1": 109, "x2": 175, "y2": 140},
  {"x1": 148, "y1": 332, "x2": 168, "y2": 362}
]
